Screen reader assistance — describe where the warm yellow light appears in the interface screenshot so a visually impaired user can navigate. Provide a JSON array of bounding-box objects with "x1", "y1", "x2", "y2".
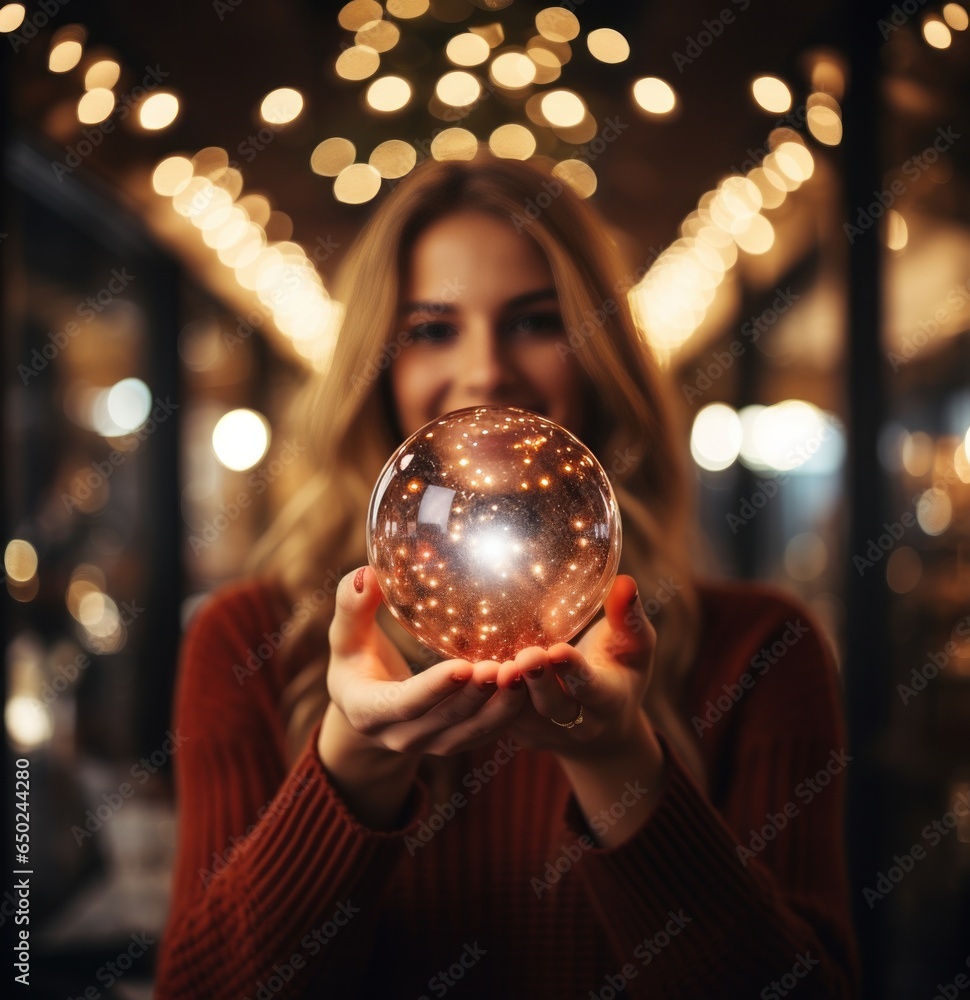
[
  {"x1": 469, "y1": 22, "x2": 505, "y2": 47},
  {"x1": 336, "y1": 45, "x2": 380, "y2": 80},
  {"x1": 751, "y1": 75, "x2": 792, "y2": 113},
  {"x1": 923, "y1": 17, "x2": 952, "y2": 47},
  {"x1": 488, "y1": 123, "x2": 536, "y2": 160},
  {"x1": 552, "y1": 159, "x2": 596, "y2": 198},
  {"x1": 886, "y1": 210, "x2": 908, "y2": 251},
  {"x1": 338, "y1": 0, "x2": 382, "y2": 31},
  {"x1": 527, "y1": 46, "x2": 561, "y2": 84},
  {"x1": 747, "y1": 167, "x2": 787, "y2": 209},
  {"x1": 49, "y1": 39, "x2": 83, "y2": 73},
  {"x1": 586, "y1": 27, "x2": 629, "y2": 63},
  {"x1": 333, "y1": 162, "x2": 382, "y2": 203},
  {"x1": 84, "y1": 59, "x2": 120, "y2": 90},
  {"x1": 633, "y1": 77, "x2": 676, "y2": 114},
  {"x1": 191, "y1": 146, "x2": 229, "y2": 178},
  {"x1": 436, "y1": 70, "x2": 481, "y2": 107},
  {"x1": 4, "y1": 540, "x2": 38, "y2": 584},
  {"x1": 430, "y1": 128, "x2": 478, "y2": 161},
  {"x1": 691, "y1": 404, "x2": 742, "y2": 472},
  {"x1": 6, "y1": 697, "x2": 53, "y2": 749},
  {"x1": 536, "y1": 6, "x2": 580, "y2": 43},
  {"x1": 369, "y1": 139, "x2": 417, "y2": 178},
  {"x1": 356, "y1": 19, "x2": 400, "y2": 52},
  {"x1": 0, "y1": 4, "x2": 26, "y2": 32},
  {"x1": 237, "y1": 194, "x2": 271, "y2": 227},
  {"x1": 773, "y1": 142, "x2": 814, "y2": 182},
  {"x1": 77, "y1": 88, "x2": 114, "y2": 124},
  {"x1": 732, "y1": 214, "x2": 775, "y2": 255},
  {"x1": 943, "y1": 3, "x2": 969, "y2": 29},
  {"x1": 553, "y1": 112, "x2": 597, "y2": 144},
  {"x1": 447, "y1": 32, "x2": 490, "y2": 66},
  {"x1": 212, "y1": 409, "x2": 271, "y2": 471},
  {"x1": 385, "y1": 0, "x2": 429, "y2": 16},
  {"x1": 366, "y1": 76, "x2": 412, "y2": 112},
  {"x1": 917, "y1": 488, "x2": 953, "y2": 535},
  {"x1": 139, "y1": 92, "x2": 180, "y2": 130},
  {"x1": 152, "y1": 155, "x2": 193, "y2": 196},
  {"x1": 260, "y1": 88, "x2": 304, "y2": 125},
  {"x1": 489, "y1": 50, "x2": 536, "y2": 89},
  {"x1": 310, "y1": 138, "x2": 356, "y2": 176},
  {"x1": 540, "y1": 89, "x2": 585, "y2": 127},
  {"x1": 807, "y1": 98, "x2": 843, "y2": 146}
]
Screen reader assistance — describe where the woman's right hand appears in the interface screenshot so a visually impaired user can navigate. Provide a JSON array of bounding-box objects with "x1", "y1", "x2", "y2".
[{"x1": 318, "y1": 567, "x2": 528, "y2": 824}]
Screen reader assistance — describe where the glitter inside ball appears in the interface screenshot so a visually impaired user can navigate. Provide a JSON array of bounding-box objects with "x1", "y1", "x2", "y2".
[{"x1": 367, "y1": 405, "x2": 622, "y2": 663}]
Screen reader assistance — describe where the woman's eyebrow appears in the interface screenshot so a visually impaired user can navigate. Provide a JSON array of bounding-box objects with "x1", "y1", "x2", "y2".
[{"x1": 400, "y1": 286, "x2": 560, "y2": 314}]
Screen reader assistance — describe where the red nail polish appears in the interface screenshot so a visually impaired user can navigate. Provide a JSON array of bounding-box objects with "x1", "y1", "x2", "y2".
[
  {"x1": 451, "y1": 672, "x2": 467, "y2": 684},
  {"x1": 353, "y1": 568, "x2": 365, "y2": 593}
]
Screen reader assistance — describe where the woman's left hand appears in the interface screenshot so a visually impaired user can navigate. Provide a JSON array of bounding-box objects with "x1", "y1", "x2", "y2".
[{"x1": 497, "y1": 574, "x2": 657, "y2": 760}]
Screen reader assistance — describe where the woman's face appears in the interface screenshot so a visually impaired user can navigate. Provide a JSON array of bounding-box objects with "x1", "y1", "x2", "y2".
[{"x1": 390, "y1": 210, "x2": 590, "y2": 439}]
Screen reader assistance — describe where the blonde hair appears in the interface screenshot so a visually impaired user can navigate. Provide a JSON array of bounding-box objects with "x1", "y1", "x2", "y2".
[{"x1": 250, "y1": 153, "x2": 704, "y2": 781}]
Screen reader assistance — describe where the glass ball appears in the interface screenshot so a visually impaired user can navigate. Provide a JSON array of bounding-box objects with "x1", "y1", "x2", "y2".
[{"x1": 367, "y1": 405, "x2": 622, "y2": 663}]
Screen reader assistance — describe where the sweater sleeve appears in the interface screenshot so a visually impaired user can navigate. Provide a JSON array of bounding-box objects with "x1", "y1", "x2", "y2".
[
  {"x1": 562, "y1": 592, "x2": 860, "y2": 998},
  {"x1": 153, "y1": 582, "x2": 428, "y2": 1000}
]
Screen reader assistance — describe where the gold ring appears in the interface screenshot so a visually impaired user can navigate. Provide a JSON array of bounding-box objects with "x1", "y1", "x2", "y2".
[{"x1": 550, "y1": 704, "x2": 584, "y2": 729}]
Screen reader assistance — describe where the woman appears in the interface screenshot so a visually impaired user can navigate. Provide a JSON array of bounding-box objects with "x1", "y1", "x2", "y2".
[{"x1": 155, "y1": 153, "x2": 858, "y2": 998}]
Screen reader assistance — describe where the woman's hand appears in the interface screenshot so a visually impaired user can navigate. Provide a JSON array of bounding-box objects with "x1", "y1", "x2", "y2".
[
  {"x1": 496, "y1": 574, "x2": 668, "y2": 846},
  {"x1": 493, "y1": 574, "x2": 657, "y2": 759},
  {"x1": 321, "y1": 566, "x2": 528, "y2": 762}
]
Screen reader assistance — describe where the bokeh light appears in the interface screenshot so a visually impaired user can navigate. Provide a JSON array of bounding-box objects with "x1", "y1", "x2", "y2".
[
  {"x1": 260, "y1": 87, "x2": 304, "y2": 124},
  {"x1": 633, "y1": 77, "x2": 676, "y2": 114},
  {"x1": 690, "y1": 404, "x2": 743, "y2": 472},
  {"x1": 212, "y1": 409, "x2": 271, "y2": 471},
  {"x1": 139, "y1": 92, "x2": 180, "y2": 130},
  {"x1": 751, "y1": 76, "x2": 792, "y2": 113}
]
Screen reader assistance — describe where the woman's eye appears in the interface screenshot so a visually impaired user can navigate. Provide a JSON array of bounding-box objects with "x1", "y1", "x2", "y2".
[
  {"x1": 510, "y1": 312, "x2": 564, "y2": 337},
  {"x1": 410, "y1": 322, "x2": 456, "y2": 344}
]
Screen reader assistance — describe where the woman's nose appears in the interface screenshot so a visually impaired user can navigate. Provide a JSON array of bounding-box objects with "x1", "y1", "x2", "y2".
[{"x1": 456, "y1": 327, "x2": 515, "y2": 396}]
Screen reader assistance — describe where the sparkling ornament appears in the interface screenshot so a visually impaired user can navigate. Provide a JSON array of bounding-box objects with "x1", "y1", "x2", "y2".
[{"x1": 367, "y1": 405, "x2": 622, "y2": 663}]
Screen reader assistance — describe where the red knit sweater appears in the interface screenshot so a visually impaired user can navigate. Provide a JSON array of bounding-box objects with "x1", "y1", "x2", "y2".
[{"x1": 154, "y1": 576, "x2": 859, "y2": 999}]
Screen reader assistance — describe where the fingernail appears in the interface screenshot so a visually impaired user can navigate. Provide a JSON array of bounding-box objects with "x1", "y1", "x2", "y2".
[
  {"x1": 353, "y1": 568, "x2": 365, "y2": 593},
  {"x1": 627, "y1": 588, "x2": 640, "y2": 607},
  {"x1": 526, "y1": 666, "x2": 544, "y2": 679},
  {"x1": 477, "y1": 680, "x2": 497, "y2": 691},
  {"x1": 509, "y1": 675, "x2": 525, "y2": 689},
  {"x1": 550, "y1": 660, "x2": 570, "y2": 669},
  {"x1": 451, "y1": 673, "x2": 467, "y2": 684}
]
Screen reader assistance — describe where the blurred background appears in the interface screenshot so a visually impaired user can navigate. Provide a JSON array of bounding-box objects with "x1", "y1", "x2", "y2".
[{"x1": 1, "y1": 0, "x2": 968, "y2": 995}]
